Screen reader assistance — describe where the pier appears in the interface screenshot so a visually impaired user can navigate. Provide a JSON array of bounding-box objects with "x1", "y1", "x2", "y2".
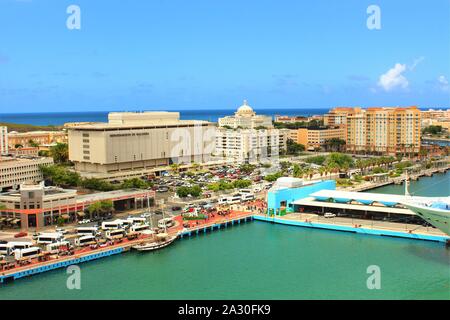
[
  {"x1": 253, "y1": 214, "x2": 450, "y2": 243},
  {"x1": 177, "y1": 212, "x2": 254, "y2": 239}
]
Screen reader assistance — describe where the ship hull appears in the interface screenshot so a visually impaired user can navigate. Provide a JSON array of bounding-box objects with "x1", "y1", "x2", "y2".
[{"x1": 404, "y1": 203, "x2": 450, "y2": 236}]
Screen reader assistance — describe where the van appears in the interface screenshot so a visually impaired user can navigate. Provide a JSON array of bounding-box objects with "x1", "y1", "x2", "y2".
[
  {"x1": 240, "y1": 193, "x2": 255, "y2": 201},
  {"x1": 75, "y1": 235, "x2": 97, "y2": 246},
  {"x1": 158, "y1": 218, "x2": 175, "y2": 229},
  {"x1": 227, "y1": 195, "x2": 242, "y2": 204},
  {"x1": 14, "y1": 247, "x2": 41, "y2": 260},
  {"x1": 105, "y1": 228, "x2": 126, "y2": 240},
  {"x1": 36, "y1": 233, "x2": 64, "y2": 244},
  {"x1": 101, "y1": 220, "x2": 123, "y2": 230},
  {"x1": 45, "y1": 241, "x2": 70, "y2": 253}
]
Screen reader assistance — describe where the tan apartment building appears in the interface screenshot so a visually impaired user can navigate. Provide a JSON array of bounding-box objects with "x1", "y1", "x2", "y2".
[
  {"x1": 346, "y1": 107, "x2": 421, "y2": 155},
  {"x1": 323, "y1": 107, "x2": 362, "y2": 126},
  {"x1": 8, "y1": 130, "x2": 68, "y2": 148},
  {"x1": 290, "y1": 127, "x2": 346, "y2": 150},
  {"x1": 0, "y1": 156, "x2": 54, "y2": 191},
  {"x1": 68, "y1": 111, "x2": 215, "y2": 174}
]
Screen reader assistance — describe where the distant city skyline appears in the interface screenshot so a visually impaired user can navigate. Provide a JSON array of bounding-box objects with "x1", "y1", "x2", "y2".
[{"x1": 0, "y1": 0, "x2": 449, "y2": 113}]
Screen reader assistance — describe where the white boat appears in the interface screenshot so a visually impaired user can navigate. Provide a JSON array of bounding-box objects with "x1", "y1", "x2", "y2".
[
  {"x1": 402, "y1": 197, "x2": 450, "y2": 236},
  {"x1": 132, "y1": 234, "x2": 178, "y2": 252}
]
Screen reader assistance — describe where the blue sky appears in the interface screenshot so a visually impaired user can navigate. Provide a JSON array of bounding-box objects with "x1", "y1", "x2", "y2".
[{"x1": 0, "y1": 0, "x2": 449, "y2": 113}]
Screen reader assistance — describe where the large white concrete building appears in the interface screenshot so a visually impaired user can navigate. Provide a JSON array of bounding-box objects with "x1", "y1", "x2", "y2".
[
  {"x1": 68, "y1": 111, "x2": 215, "y2": 174},
  {"x1": 0, "y1": 156, "x2": 54, "y2": 191}
]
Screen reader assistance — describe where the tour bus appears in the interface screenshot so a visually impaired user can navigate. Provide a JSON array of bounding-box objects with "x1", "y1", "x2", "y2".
[
  {"x1": 240, "y1": 193, "x2": 255, "y2": 201},
  {"x1": 105, "y1": 228, "x2": 126, "y2": 240},
  {"x1": 75, "y1": 234, "x2": 97, "y2": 247},
  {"x1": 76, "y1": 226, "x2": 100, "y2": 237},
  {"x1": 130, "y1": 223, "x2": 150, "y2": 233},
  {"x1": 227, "y1": 195, "x2": 242, "y2": 204},
  {"x1": 0, "y1": 242, "x2": 33, "y2": 255},
  {"x1": 157, "y1": 218, "x2": 175, "y2": 229},
  {"x1": 45, "y1": 241, "x2": 70, "y2": 254},
  {"x1": 126, "y1": 217, "x2": 147, "y2": 225},
  {"x1": 218, "y1": 196, "x2": 229, "y2": 205},
  {"x1": 120, "y1": 219, "x2": 133, "y2": 229},
  {"x1": 101, "y1": 220, "x2": 124, "y2": 230},
  {"x1": 14, "y1": 247, "x2": 41, "y2": 260},
  {"x1": 36, "y1": 233, "x2": 65, "y2": 244}
]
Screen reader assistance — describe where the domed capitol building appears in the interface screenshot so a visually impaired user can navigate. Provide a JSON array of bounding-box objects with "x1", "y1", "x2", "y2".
[
  {"x1": 216, "y1": 100, "x2": 289, "y2": 162},
  {"x1": 218, "y1": 100, "x2": 273, "y2": 129}
]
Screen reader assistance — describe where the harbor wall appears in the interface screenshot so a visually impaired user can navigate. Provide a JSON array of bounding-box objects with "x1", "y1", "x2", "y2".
[
  {"x1": 253, "y1": 215, "x2": 450, "y2": 243},
  {"x1": 0, "y1": 247, "x2": 124, "y2": 284}
]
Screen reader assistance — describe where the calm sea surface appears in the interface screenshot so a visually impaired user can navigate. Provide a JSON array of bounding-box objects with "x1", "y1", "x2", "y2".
[
  {"x1": 1, "y1": 172, "x2": 449, "y2": 300},
  {"x1": 0, "y1": 108, "x2": 328, "y2": 125}
]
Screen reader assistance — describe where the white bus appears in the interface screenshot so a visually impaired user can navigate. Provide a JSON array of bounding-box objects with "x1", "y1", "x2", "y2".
[
  {"x1": 157, "y1": 218, "x2": 175, "y2": 229},
  {"x1": 218, "y1": 196, "x2": 229, "y2": 205},
  {"x1": 106, "y1": 228, "x2": 126, "y2": 240},
  {"x1": 130, "y1": 223, "x2": 150, "y2": 233},
  {"x1": 45, "y1": 241, "x2": 70, "y2": 253},
  {"x1": 75, "y1": 235, "x2": 97, "y2": 247},
  {"x1": 227, "y1": 195, "x2": 242, "y2": 204},
  {"x1": 101, "y1": 220, "x2": 123, "y2": 230},
  {"x1": 36, "y1": 233, "x2": 64, "y2": 244},
  {"x1": 0, "y1": 242, "x2": 33, "y2": 255},
  {"x1": 14, "y1": 247, "x2": 41, "y2": 260},
  {"x1": 76, "y1": 226, "x2": 100, "y2": 236},
  {"x1": 240, "y1": 193, "x2": 255, "y2": 201},
  {"x1": 127, "y1": 217, "x2": 147, "y2": 225}
]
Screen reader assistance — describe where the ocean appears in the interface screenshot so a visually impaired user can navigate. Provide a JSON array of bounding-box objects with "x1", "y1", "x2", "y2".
[
  {"x1": 0, "y1": 108, "x2": 329, "y2": 126},
  {"x1": 1, "y1": 172, "x2": 449, "y2": 299}
]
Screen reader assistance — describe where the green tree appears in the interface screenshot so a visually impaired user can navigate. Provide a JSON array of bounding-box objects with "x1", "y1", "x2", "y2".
[
  {"x1": 40, "y1": 165, "x2": 81, "y2": 187},
  {"x1": 232, "y1": 179, "x2": 252, "y2": 189},
  {"x1": 323, "y1": 138, "x2": 346, "y2": 152},
  {"x1": 120, "y1": 178, "x2": 153, "y2": 189},
  {"x1": 28, "y1": 139, "x2": 40, "y2": 148},
  {"x1": 286, "y1": 139, "x2": 305, "y2": 155},
  {"x1": 81, "y1": 178, "x2": 115, "y2": 191},
  {"x1": 88, "y1": 200, "x2": 114, "y2": 219},
  {"x1": 50, "y1": 143, "x2": 69, "y2": 164}
]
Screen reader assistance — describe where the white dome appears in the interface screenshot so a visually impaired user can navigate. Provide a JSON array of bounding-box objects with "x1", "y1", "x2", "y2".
[{"x1": 236, "y1": 100, "x2": 255, "y2": 116}]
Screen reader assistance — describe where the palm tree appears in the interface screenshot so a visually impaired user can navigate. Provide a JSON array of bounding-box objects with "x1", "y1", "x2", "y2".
[{"x1": 50, "y1": 143, "x2": 69, "y2": 164}]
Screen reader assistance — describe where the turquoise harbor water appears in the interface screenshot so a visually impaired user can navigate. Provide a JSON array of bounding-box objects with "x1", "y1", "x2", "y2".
[{"x1": 1, "y1": 173, "x2": 449, "y2": 300}]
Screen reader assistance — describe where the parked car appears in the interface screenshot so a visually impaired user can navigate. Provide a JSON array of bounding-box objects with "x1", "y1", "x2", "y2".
[
  {"x1": 55, "y1": 228, "x2": 68, "y2": 234},
  {"x1": 78, "y1": 219, "x2": 91, "y2": 225},
  {"x1": 324, "y1": 212, "x2": 336, "y2": 218},
  {"x1": 171, "y1": 206, "x2": 182, "y2": 211},
  {"x1": 14, "y1": 231, "x2": 27, "y2": 238}
]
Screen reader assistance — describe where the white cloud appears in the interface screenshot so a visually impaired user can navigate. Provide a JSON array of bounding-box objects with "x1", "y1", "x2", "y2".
[
  {"x1": 438, "y1": 75, "x2": 449, "y2": 92},
  {"x1": 377, "y1": 63, "x2": 409, "y2": 91}
]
